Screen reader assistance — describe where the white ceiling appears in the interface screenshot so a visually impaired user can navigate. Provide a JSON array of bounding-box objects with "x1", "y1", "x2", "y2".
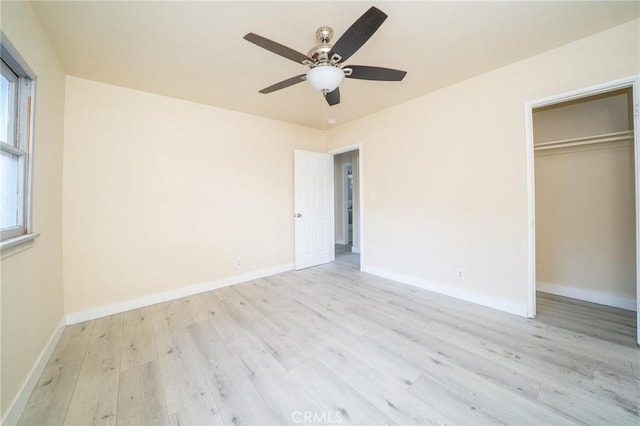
[{"x1": 29, "y1": 1, "x2": 639, "y2": 130}]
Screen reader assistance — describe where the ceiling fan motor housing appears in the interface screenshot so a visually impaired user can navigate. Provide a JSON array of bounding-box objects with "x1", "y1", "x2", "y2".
[{"x1": 308, "y1": 26, "x2": 334, "y2": 63}]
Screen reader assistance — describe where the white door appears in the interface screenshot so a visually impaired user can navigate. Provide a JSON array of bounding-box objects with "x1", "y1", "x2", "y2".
[{"x1": 294, "y1": 150, "x2": 334, "y2": 270}]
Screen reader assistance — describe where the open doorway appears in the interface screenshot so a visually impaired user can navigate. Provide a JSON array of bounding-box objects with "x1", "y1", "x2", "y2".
[
  {"x1": 526, "y1": 79, "x2": 639, "y2": 346},
  {"x1": 333, "y1": 148, "x2": 361, "y2": 270}
]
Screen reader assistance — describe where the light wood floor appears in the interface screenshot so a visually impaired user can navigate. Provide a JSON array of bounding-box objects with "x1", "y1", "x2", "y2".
[
  {"x1": 536, "y1": 291, "x2": 637, "y2": 348},
  {"x1": 19, "y1": 252, "x2": 639, "y2": 425}
]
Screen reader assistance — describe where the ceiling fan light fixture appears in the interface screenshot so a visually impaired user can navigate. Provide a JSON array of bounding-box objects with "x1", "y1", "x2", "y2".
[
  {"x1": 245, "y1": 7, "x2": 404, "y2": 106},
  {"x1": 306, "y1": 65, "x2": 344, "y2": 92}
]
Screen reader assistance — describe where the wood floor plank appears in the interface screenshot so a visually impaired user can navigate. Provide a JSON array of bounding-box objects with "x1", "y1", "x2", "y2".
[
  {"x1": 290, "y1": 359, "x2": 394, "y2": 425},
  {"x1": 536, "y1": 297, "x2": 635, "y2": 325},
  {"x1": 537, "y1": 380, "x2": 639, "y2": 425},
  {"x1": 48, "y1": 321, "x2": 95, "y2": 365},
  {"x1": 232, "y1": 279, "x2": 307, "y2": 334},
  {"x1": 195, "y1": 291, "x2": 245, "y2": 338},
  {"x1": 64, "y1": 314, "x2": 123, "y2": 426},
  {"x1": 346, "y1": 337, "x2": 423, "y2": 387},
  {"x1": 409, "y1": 373, "x2": 508, "y2": 425},
  {"x1": 537, "y1": 298, "x2": 635, "y2": 328},
  {"x1": 176, "y1": 296, "x2": 210, "y2": 327},
  {"x1": 237, "y1": 347, "x2": 325, "y2": 424},
  {"x1": 536, "y1": 311, "x2": 637, "y2": 347},
  {"x1": 120, "y1": 307, "x2": 156, "y2": 372},
  {"x1": 313, "y1": 344, "x2": 452, "y2": 425},
  {"x1": 168, "y1": 394, "x2": 223, "y2": 426},
  {"x1": 539, "y1": 321, "x2": 639, "y2": 366},
  {"x1": 150, "y1": 302, "x2": 211, "y2": 416},
  {"x1": 218, "y1": 287, "x2": 310, "y2": 371},
  {"x1": 412, "y1": 354, "x2": 576, "y2": 425},
  {"x1": 232, "y1": 280, "x2": 346, "y2": 353},
  {"x1": 592, "y1": 369, "x2": 639, "y2": 415},
  {"x1": 297, "y1": 267, "x2": 401, "y2": 310},
  {"x1": 398, "y1": 318, "x2": 544, "y2": 398},
  {"x1": 266, "y1": 273, "x2": 357, "y2": 314},
  {"x1": 117, "y1": 360, "x2": 169, "y2": 426},
  {"x1": 187, "y1": 319, "x2": 280, "y2": 425},
  {"x1": 269, "y1": 277, "x2": 386, "y2": 337},
  {"x1": 18, "y1": 360, "x2": 83, "y2": 426},
  {"x1": 363, "y1": 318, "x2": 544, "y2": 406},
  {"x1": 276, "y1": 296, "x2": 361, "y2": 347},
  {"x1": 538, "y1": 292, "x2": 636, "y2": 322}
]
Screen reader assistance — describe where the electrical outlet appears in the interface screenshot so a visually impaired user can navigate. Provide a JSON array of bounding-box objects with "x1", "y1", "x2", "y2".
[
  {"x1": 236, "y1": 260, "x2": 241, "y2": 268},
  {"x1": 457, "y1": 268, "x2": 464, "y2": 280}
]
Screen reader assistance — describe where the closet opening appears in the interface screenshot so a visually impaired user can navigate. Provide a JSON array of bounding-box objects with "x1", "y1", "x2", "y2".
[
  {"x1": 530, "y1": 85, "x2": 638, "y2": 346},
  {"x1": 333, "y1": 148, "x2": 361, "y2": 270}
]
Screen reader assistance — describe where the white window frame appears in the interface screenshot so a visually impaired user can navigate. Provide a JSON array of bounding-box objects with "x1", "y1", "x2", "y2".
[{"x1": 1, "y1": 35, "x2": 36, "y2": 245}]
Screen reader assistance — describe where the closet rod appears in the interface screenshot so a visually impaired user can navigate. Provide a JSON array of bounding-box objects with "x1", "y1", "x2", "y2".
[{"x1": 534, "y1": 130, "x2": 633, "y2": 152}]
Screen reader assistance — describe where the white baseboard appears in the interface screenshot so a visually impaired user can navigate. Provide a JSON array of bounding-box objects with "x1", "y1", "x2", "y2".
[
  {"x1": 351, "y1": 245, "x2": 361, "y2": 254},
  {"x1": 335, "y1": 239, "x2": 347, "y2": 245},
  {"x1": 2, "y1": 317, "x2": 66, "y2": 426},
  {"x1": 65, "y1": 263, "x2": 294, "y2": 325},
  {"x1": 537, "y1": 281, "x2": 637, "y2": 311},
  {"x1": 362, "y1": 265, "x2": 527, "y2": 317}
]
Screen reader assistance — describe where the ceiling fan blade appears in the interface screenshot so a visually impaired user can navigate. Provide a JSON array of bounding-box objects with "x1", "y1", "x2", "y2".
[
  {"x1": 325, "y1": 87, "x2": 340, "y2": 106},
  {"x1": 244, "y1": 33, "x2": 312, "y2": 65},
  {"x1": 259, "y1": 74, "x2": 307, "y2": 94},
  {"x1": 329, "y1": 7, "x2": 387, "y2": 63},
  {"x1": 343, "y1": 65, "x2": 407, "y2": 81}
]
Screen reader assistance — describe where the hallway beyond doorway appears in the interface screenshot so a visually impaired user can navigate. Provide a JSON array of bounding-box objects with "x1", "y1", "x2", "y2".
[{"x1": 335, "y1": 244, "x2": 360, "y2": 270}]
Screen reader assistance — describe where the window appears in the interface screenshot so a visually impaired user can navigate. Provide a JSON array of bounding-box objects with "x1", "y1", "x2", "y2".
[{"x1": 1, "y1": 42, "x2": 35, "y2": 243}]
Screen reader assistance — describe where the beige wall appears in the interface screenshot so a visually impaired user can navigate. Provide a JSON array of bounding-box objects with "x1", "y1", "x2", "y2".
[
  {"x1": 0, "y1": 1, "x2": 66, "y2": 420},
  {"x1": 326, "y1": 19, "x2": 639, "y2": 314},
  {"x1": 63, "y1": 77, "x2": 325, "y2": 316},
  {"x1": 534, "y1": 90, "x2": 636, "y2": 307},
  {"x1": 533, "y1": 89, "x2": 633, "y2": 142}
]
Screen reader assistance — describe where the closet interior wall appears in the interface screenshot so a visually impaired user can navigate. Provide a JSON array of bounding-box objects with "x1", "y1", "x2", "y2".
[{"x1": 533, "y1": 88, "x2": 636, "y2": 311}]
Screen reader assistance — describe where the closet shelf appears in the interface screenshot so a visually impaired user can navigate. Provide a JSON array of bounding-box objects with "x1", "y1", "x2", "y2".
[{"x1": 534, "y1": 130, "x2": 634, "y2": 152}]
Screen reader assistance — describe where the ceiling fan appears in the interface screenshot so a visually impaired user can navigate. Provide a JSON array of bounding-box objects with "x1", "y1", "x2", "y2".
[{"x1": 243, "y1": 6, "x2": 407, "y2": 106}]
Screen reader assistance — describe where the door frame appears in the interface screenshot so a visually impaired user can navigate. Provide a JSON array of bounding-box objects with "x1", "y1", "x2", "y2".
[
  {"x1": 342, "y1": 162, "x2": 352, "y2": 245},
  {"x1": 329, "y1": 143, "x2": 364, "y2": 270},
  {"x1": 524, "y1": 76, "x2": 640, "y2": 343}
]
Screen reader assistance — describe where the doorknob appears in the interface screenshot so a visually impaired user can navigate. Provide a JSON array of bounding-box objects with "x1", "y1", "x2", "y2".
[{"x1": 296, "y1": 213, "x2": 302, "y2": 218}]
